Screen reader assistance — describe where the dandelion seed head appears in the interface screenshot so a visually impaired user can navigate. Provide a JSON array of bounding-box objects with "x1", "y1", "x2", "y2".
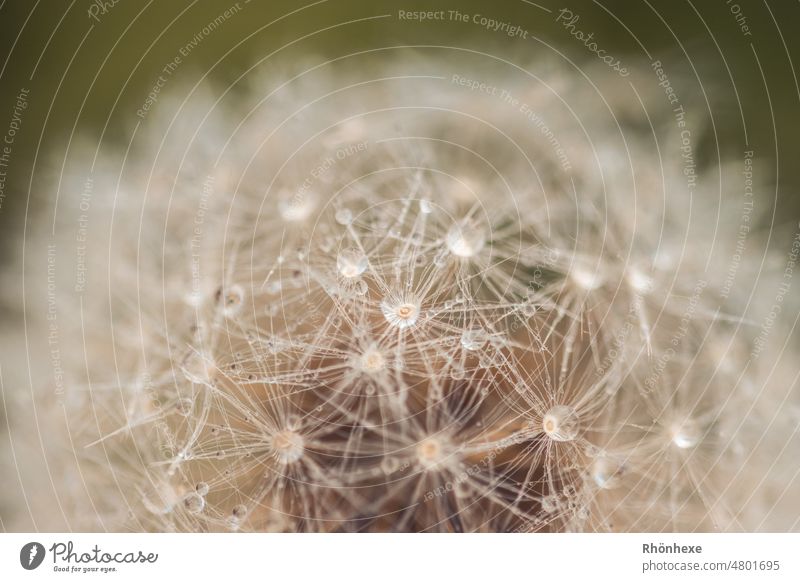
[{"x1": 25, "y1": 59, "x2": 795, "y2": 534}]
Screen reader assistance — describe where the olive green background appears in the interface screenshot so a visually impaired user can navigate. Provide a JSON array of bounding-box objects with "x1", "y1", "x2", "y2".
[{"x1": 0, "y1": 0, "x2": 798, "y2": 268}]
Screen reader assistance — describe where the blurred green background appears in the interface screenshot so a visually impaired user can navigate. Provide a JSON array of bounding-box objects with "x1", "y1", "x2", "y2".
[{"x1": 0, "y1": 0, "x2": 799, "y2": 266}]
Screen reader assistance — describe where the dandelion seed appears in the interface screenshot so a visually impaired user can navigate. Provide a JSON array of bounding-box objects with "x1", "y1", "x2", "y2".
[
  {"x1": 542, "y1": 405, "x2": 580, "y2": 442},
  {"x1": 416, "y1": 436, "x2": 447, "y2": 470},
  {"x1": 381, "y1": 294, "x2": 421, "y2": 328},
  {"x1": 356, "y1": 348, "x2": 386, "y2": 375},
  {"x1": 271, "y1": 430, "x2": 305, "y2": 464}
]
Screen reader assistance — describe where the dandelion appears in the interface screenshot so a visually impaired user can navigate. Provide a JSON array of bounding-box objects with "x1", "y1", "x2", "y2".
[{"x1": 15, "y1": 58, "x2": 797, "y2": 535}]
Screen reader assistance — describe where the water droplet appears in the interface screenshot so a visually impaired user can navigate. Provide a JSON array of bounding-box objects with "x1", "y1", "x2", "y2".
[
  {"x1": 592, "y1": 457, "x2": 624, "y2": 490},
  {"x1": 570, "y1": 267, "x2": 602, "y2": 290},
  {"x1": 627, "y1": 268, "x2": 653, "y2": 294},
  {"x1": 217, "y1": 284, "x2": 245, "y2": 317},
  {"x1": 354, "y1": 279, "x2": 369, "y2": 295},
  {"x1": 183, "y1": 492, "x2": 205, "y2": 514},
  {"x1": 671, "y1": 420, "x2": 702, "y2": 449},
  {"x1": 175, "y1": 397, "x2": 194, "y2": 416},
  {"x1": 521, "y1": 301, "x2": 537, "y2": 318},
  {"x1": 419, "y1": 199, "x2": 433, "y2": 214},
  {"x1": 446, "y1": 220, "x2": 486, "y2": 258},
  {"x1": 541, "y1": 495, "x2": 558, "y2": 513},
  {"x1": 337, "y1": 248, "x2": 368, "y2": 278},
  {"x1": 335, "y1": 207, "x2": 353, "y2": 225},
  {"x1": 460, "y1": 329, "x2": 488, "y2": 351},
  {"x1": 181, "y1": 351, "x2": 216, "y2": 385},
  {"x1": 279, "y1": 193, "x2": 316, "y2": 222},
  {"x1": 450, "y1": 365, "x2": 466, "y2": 380},
  {"x1": 195, "y1": 482, "x2": 210, "y2": 496},
  {"x1": 381, "y1": 456, "x2": 400, "y2": 474}
]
